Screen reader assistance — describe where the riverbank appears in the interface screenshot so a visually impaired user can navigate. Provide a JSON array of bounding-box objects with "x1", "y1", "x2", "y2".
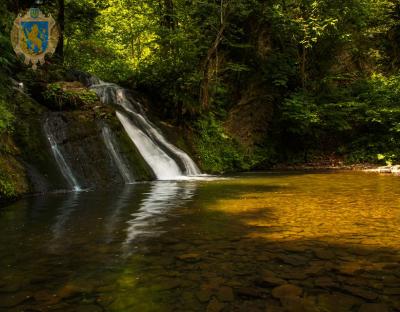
[{"x1": 273, "y1": 162, "x2": 400, "y2": 175}]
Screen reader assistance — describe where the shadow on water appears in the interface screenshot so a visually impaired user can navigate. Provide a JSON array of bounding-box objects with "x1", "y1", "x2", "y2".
[{"x1": 0, "y1": 172, "x2": 399, "y2": 311}]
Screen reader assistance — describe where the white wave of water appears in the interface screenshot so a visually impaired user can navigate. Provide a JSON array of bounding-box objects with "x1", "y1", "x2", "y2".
[
  {"x1": 117, "y1": 111, "x2": 183, "y2": 180},
  {"x1": 91, "y1": 82, "x2": 201, "y2": 180},
  {"x1": 44, "y1": 120, "x2": 81, "y2": 192},
  {"x1": 102, "y1": 125, "x2": 135, "y2": 183}
]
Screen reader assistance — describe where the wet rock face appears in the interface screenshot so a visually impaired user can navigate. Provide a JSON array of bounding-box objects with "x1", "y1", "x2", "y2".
[
  {"x1": 1, "y1": 91, "x2": 67, "y2": 200},
  {"x1": 225, "y1": 81, "x2": 275, "y2": 150},
  {"x1": 0, "y1": 78, "x2": 160, "y2": 199},
  {"x1": 44, "y1": 112, "x2": 154, "y2": 189},
  {"x1": 44, "y1": 112, "x2": 122, "y2": 189},
  {"x1": 66, "y1": 70, "x2": 101, "y2": 87}
]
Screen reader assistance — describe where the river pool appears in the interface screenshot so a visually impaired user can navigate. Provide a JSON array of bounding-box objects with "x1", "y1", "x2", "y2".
[{"x1": 0, "y1": 171, "x2": 399, "y2": 311}]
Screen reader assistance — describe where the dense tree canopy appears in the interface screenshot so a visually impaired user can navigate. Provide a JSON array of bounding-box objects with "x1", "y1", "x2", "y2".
[{"x1": 1, "y1": 0, "x2": 400, "y2": 170}]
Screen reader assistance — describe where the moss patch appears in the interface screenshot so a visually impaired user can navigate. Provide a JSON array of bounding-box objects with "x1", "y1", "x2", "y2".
[
  {"x1": 0, "y1": 135, "x2": 29, "y2": 201},
  {"x1": 43, "y1": 82, "x2": 99, "y2": 110}
]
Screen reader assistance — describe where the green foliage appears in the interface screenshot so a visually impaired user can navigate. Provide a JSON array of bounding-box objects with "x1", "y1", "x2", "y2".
[
  {"x1": 0, "y1": 99, "x2": 15, "y2": 134},
  {"x1": 277, "y1": 73, "x2": 400, "y2": 163},
  {"x1": 0, "y1": 173, "x2": 17, "y2": 199},
  {"x1": 0, "y1": 0, "x2": 397, "y2": 177},
  {"x1": 43, "y1": 82, "x2": 98, "y2": 110},
  {"x1": 60, "y1": 0, "x2": 400, "y2": 167},
  {"x1": 281, "y1": 93, "x2": 321, "y2": 136},
  {"x1": 194, "y1": 116, "x2": 251, "y2": 173},
  {"x1": 0, "y1": 1, "x2": 16, "y2": 136}
]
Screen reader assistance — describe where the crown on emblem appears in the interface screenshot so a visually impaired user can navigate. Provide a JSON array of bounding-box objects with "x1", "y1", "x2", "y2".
[{"x1": 29, "y1": 8, "x2": 40, "y2": 18}]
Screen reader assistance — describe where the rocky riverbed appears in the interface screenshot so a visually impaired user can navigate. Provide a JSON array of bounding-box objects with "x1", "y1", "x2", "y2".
[{"x1": 0, "y1": 172, "x2": 399, "y2": 311}]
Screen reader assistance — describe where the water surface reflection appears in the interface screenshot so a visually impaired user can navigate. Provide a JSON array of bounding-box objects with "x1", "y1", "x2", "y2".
[
  {"x1": 0, "y1": 172, "x2": 400, "y2": 312},
  {"x1": 123, "y1": 181, "x2": 197, "y2": 255},
  {"x1": 49, "y1": 192, "x2": 81, "y2": 252}
]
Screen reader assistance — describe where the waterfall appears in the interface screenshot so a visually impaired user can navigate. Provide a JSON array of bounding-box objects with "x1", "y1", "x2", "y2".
[
  {"x1": 90, "y1": 83, "x2": 201, "y2": 179},
  {"x1": 44, "y1": 120, "x2": 81, "y2": 191},
  {"x1": 117, "y1": 112, "x2": 182, "y2": 180},
  {"x1": 102, "y1": 125, "x2": 135, "y2": 184}
]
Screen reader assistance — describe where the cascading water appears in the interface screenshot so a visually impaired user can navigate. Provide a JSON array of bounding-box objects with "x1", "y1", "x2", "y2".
[
  {"x1": 90, "y1": 82, "x2": 202, "y2": 180},
  {"x1": 117, "y1": 112, "x2": 183, "y2": 180},
  {"x1": 44, "y1": 120, "x2": 81, "y2": 191},
  {"x1": 102, "y1": 125, "x2": 135, "y2": 184}
]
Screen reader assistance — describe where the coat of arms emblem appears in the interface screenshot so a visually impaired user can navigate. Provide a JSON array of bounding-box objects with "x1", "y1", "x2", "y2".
[{"x1": 11, "y1": 8, "x2": 60, "y2": 70}]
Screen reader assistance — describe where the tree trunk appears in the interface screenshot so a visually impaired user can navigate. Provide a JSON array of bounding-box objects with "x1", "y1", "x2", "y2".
[
  {"x1": 55, "y1": 0, "x2": 64, "y2": 62},
  {"x1": 200, "y1": 21, "x2": 226, "y2": 109},
  {"x1": 163, "y1": 0, "x2": 175, "y2": 30},
  {"x1": 301, "y1": 45, "x2": 306, "y2": 89}
]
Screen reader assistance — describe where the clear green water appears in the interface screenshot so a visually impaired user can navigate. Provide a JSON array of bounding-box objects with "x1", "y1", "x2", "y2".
[{"x1": 0, "y1": 171, "x2": 399, "y2": 311}]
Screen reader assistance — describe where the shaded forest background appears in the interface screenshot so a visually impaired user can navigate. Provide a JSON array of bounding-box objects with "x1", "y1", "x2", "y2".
[{"x1": 1, "y1": 0, "x2": 400, "y2": 174}]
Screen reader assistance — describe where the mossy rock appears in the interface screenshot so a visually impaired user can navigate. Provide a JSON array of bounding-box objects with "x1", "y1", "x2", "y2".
[
  {"x1": 11, "y1": 91, "x2": 68, "y2": 193},
  {"x1": 43, "y1": 82, "x2": 99, "y2": 111},
  {"x1": 0, "y1": 135, "x2": 30, "y2": 201}
]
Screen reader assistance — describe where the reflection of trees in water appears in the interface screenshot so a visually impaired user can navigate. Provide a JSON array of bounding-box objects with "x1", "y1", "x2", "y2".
[
  {"x1": 49, "y1": 192, "x2": 81, "y2": 252},
  {"x1": 104, "y1": 185, "x2": 135, "y2": 244},
  {"x1": 44, "y1": 182, "x2": 197, "y2": 255},
  {"x1": 122, "y1": 181, "x2": 197, "y2": 256}
]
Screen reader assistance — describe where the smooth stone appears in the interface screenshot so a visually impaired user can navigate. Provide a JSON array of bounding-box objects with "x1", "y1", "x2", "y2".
[
  {"x1": 278, "y1": 255, "x2": 309, "y2": 266},
  {"x1": 383, "y1": 287, "x2": 400, "y2": 295},
  {"x1": 318, "y1": 292, "x2": 364, "y2": 312},
  {"x1": 314, "y1": 277, "x2": 336, "y2": 288},
  {"x1": 342, "y1": 286, "x2": 378, "y2": 300},
  {"x1": 282, "y1": 271, "x2": 308, "y2": 281},
  {"x1": 0, "y1": 283, "x2": 22, "y2": 294},
  {"x1": 280, "y1": 296, "x2": 319, "y2": 312},
  {"x1": 159, "y1": 279, "x2": 182, "y2": 290},
  {"x1": 216, "y1": 286, "x2": 234, "y2": 302},
  {"x1": 195, "y1": 289, "x2": 212, "y2": 303},
  {"x1": 235, "y1": 287, "x2": 264, "y2": 298},
  {"x1": 261, "y1": 276, "x2": 287, "y2": 287},
  {"x1": 206, "y1": 298, "x2": 225, "y2": 312},
  {"x1": 305, "y1": 263, "x2": 325, "y2": 276},
  {"x1": 76, "y1": 304, "x2": 103, "y2": 312},
  {"x1": 382, "y1": 263, "x2": 400, "y2": 270},
  {"x1": 381, "y1": 275, "x2": 400, "y2": 286},
  {"x1": 314, "y1": 249, "x2": 334, "y2": 260},
  {"x1": 176, "y1": 253, "x2": 201, "y2": 263},
  {"x1": 181, "y1": 291, "x2": 196, "y2": 305},
  {"x1": 351, "y1": 249, "x2": 373, "y2": 256},
  {"x1": 59, "y1": 285, "x2": 85, "y2": 299},
  {"x1": 33, "y1": 289, "x2": 59, "y2": 304},
  {"x1": 231, "y1": 301, "x2": 264, "y2": 312},
  {"x1": 0, "y1": 291, "x2": 33, "y2": 308},
  {"x1": 265, "y1": 305, "x2": 285, "y2": 312},
  {"x1": 338, "y1": 263, "x2": 364, "y2": 276},
  {"x1": 207, "y1": 277, "x2": 225, "y2": 289},
  {"x1": 271, "y1": 284, "x2": 302, "y2": 299},
  {"x1": 358, "y1": 303, "x2": 389, "y2": 312}
]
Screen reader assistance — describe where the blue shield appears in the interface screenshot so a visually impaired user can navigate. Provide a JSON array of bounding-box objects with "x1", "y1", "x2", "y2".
[{"x1": 21, "y1": 21, "x2": 49, "y2": 55}]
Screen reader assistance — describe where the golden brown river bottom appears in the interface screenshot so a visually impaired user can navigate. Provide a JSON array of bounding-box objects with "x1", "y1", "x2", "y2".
[{"x1": 0, "y1": 171, "x2": 399, "y2": 312}]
